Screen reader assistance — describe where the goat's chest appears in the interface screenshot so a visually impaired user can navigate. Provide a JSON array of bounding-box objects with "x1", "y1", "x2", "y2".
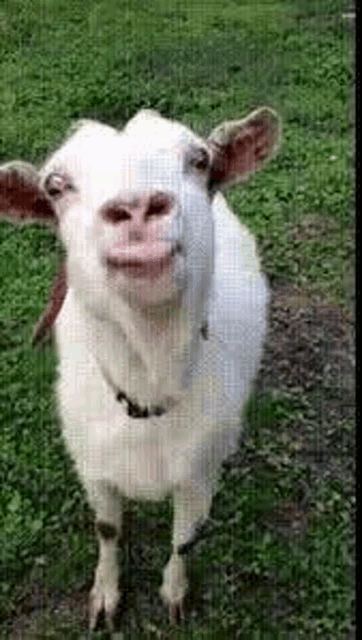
[
  {"x1": 57, "y1": 353, "x2": 220, "y2": 499},
  {"x1": 55, "y1": 297, "x2": 221, "y2": 498},
  {"x1": 55, "y1": 288, "x2": 244, "y2": 499}
]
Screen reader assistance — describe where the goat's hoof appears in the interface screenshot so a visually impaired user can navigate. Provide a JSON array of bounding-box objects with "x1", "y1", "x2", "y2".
[
  {"x1": 89, "y1": 582, "x2": 121, "y2": 631},
  {"x1": 160, "y1": 553, "x2": 188, "y2": 623}
]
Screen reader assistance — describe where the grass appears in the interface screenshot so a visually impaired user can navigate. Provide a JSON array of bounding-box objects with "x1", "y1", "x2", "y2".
[{"x1": 0, "y1": 0, "x2": 354, "y2": 637}]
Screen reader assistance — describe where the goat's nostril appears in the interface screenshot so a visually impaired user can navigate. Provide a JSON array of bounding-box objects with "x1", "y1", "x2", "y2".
[
  {"x1": 148, "y1": 203, "x2": 166, "y2": 217},
  {"x1": 101, "y1": 205, "x2": 131, "y2": 224},
  {"x1": 146, "y1": 193, "x2": 172, "y2": 218}
]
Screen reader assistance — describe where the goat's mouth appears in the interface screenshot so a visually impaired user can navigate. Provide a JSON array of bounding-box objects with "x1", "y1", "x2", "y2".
[
  {"x1": 105, "y1": 252, "x2": 177, "y2": 281},
  {"x1": 105, "y1": 243, "x2": 182, "y2": 280},
  {"x1": 106, "y1": 255, "x2": 171, "y2": 280}
]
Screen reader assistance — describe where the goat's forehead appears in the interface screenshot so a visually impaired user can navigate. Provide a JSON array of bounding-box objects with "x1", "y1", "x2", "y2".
[
  {"x1": 44, "y1": 116, "x2": 202, "y2": 200},
  {"x1": 124, "y1": 110, "x2": 198, "y2": 142}
]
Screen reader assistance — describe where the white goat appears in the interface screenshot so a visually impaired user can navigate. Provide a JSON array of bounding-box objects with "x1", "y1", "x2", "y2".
[{"x1": 0, "y1": 107, "x2": 280, "y2": 629}]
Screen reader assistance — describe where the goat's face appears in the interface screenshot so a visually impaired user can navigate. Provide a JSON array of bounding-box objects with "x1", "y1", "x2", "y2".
[
  {"x1": 1, "y1": 108, "x2": 281, "y2": 310},
  {"x1": 40, "y1": 112, "x2": 217, "y2": 306}
]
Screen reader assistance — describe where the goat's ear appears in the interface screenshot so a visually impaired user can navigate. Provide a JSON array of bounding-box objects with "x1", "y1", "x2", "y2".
[
  {"x1": 32, "y1": 263, "x2": 67, "y2": 348},
  {"x1": 0, "y1": 161, "x2": 56, "y2": 225},
  {"x1": 207, "y1": 107, "x2": 281, "y2": 189}
]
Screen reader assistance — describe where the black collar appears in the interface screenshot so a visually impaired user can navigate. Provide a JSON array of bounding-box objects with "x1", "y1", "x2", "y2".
[
  {"x1": 99, "y1": 322, "x2": 208, "y2": 419},
  {"x1": 116, "y1": 391, "x2": 169, "y2": 418}
]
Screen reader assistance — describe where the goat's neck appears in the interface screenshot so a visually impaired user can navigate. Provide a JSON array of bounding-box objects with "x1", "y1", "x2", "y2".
[{"x1": 82, "y1": 292, "x2": 196, "y2": 393}]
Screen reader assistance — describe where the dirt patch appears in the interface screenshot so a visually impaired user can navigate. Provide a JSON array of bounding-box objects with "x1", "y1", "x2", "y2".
[
  {"x1": 7, "y1": 588, "x2": 89, "y2": 639},
  {"x1": 259, "y1": 283, "x2": 354, "y2": 394},
  {"x1": 256, "y1": 282, "x2": 355, "y2": 497}
]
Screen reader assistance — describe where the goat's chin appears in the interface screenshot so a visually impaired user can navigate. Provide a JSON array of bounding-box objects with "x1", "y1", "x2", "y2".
[
  {"x1": 107, "y1": 270, "x2": 179, "y2": 306},
  {"x1": 104, "y1": 253, "x2": 186, "y2": 307}
]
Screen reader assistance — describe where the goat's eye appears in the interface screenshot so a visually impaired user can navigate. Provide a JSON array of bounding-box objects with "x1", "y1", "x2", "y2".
[
  {"x1": 102, "y1": 206, "x2": 131, "y2": 224},
  {"x1": 189, "y1": 147, "x2": 210, "y2": 172},
  {"x1": 44, "y1": 172, "x2": 68, "y2": 198}
]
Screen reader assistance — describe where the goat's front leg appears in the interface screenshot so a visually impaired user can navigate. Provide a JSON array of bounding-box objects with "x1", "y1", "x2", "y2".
[
  {"x1": 86, "y1": 482, "x2": 122, "y2": 631},
  {"x1": 160, "y1": 481, "x2": 213, "y2": 622}
]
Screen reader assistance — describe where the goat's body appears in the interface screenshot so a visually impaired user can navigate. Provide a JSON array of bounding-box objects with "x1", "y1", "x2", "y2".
[{"x1": 56, "y1": 193, "x2": 268, "y2": 501}]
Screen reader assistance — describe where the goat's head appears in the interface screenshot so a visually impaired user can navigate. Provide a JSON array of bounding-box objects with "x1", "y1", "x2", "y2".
[{"x1": 1, "y1": 108, "x2": 281, "y2": 317}]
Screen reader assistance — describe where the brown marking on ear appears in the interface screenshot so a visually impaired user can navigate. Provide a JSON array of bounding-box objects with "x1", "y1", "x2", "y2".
[
  {"x1": 0, "y1": 167, "x2": 56, "y2": 222},
  {"x1": 207, "y1": 107, "x2": 281, "y2": 189},
  {"x1": 210, "y1": 125, "x2": 267, "y2": 185},
  {"x1": 29, "y1": 193, "x2": 57, "y2": 222},
  {"x1": 32, "y1": 263, "x2": 68, "y2": 347},
  {"x1": 207, "y1": 142, "x2": 228, "y2": 186}
]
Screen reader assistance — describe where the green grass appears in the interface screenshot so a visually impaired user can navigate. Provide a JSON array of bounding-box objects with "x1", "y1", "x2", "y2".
[{"x1": 0, "y1": 0, "x2": 354, "y2": 637}]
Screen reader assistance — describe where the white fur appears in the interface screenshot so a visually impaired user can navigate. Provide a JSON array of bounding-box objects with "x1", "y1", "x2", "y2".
[
  {"x1": 55, "y1": 190, "x2": 267, "y2": 497},
  {"x1": 41, "y1": 111, "x2": 270, "y2": 624}
]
